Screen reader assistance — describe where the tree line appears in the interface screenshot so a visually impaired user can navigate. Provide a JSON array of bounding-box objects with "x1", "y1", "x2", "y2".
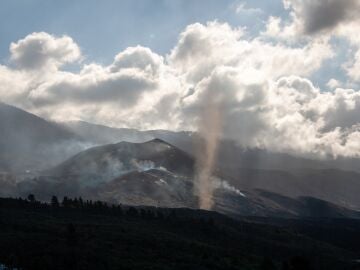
[{"x1": 0, "y1": 194, "x2": 191, "y2": 221}]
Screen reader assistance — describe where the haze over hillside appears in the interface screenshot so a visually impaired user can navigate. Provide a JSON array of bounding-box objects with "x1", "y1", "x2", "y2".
[
  {"x1": 63, "y1": 120, "x2": 360, "y2": 173},
  {"x1": 1, "y1": 102, "x2": 360, "y2": 218},
  {"x1": 0, "y1": 102, "x2": 86, "y2": 173}
]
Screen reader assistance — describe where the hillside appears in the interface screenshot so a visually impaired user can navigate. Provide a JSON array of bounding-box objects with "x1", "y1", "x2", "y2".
[
  {"x1": 60, "y1": 120, "x2": 360, "y2": 210},
  {"x1": 62, "y1": 120, "x2": 360, "y2": 173},
  {"x1": 0, "y1": 197, "x2": 359, "y2": 270},
  {"x1": 61, "y1": 120, "x2": 193, "y2": 151},
  {"x1": 1, "y1": 104, "x2": 360, "y2": 218},
  {"x1": 47, "y1": 139, "x2": 194, "y2": 181},
  {"x1": 222, "y1": 167, "x2": 360, "y2": 210},
  {"x1": 17, "y1": 139, "x2": 359, "y2": 218},
  {"x1": 0, "y1": 103, "x2": 84, "y2": 173}
]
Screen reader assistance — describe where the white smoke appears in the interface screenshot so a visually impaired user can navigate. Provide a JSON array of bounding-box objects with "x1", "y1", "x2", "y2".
[
  {"x1": 101, "y1": 154, "x2": 126, "y2": 179},
  {"x1": 130, "y1": 159, "x2": 156, "y2": 172},
  {"x1": 214, "y1": 178, "x2": 246, "y2": 197}
]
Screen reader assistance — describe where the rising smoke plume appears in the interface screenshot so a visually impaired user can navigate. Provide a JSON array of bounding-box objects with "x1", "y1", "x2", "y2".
[{"x1": 194, "y1": 89, "x2": 223, "y2": 210}]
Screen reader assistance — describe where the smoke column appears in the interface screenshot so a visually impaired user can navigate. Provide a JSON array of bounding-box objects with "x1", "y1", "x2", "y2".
[{"x1": 194, "y1": 90, "x2": 222, "y2": 210}]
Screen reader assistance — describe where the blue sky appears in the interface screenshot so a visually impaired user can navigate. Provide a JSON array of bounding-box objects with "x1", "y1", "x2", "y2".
[{"x1": 0, "y1": 0, "x2": 285, "y2": 64}]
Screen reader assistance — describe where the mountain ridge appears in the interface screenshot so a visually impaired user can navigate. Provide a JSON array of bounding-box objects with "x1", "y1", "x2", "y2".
[
  {"x1": 1, "y1": 102, "x2": 360, "y2": 219},
  {"x1": 0, "y1": 102, "x2": 85, "y2": 172}
]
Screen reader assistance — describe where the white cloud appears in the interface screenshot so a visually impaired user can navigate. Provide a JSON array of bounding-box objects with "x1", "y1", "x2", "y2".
[
  {"x1": 180, "y1": 66, "x2": 360, "y2": 158},
  {"x1": 170, "y1": 22, "x2": 332, "y2": 84},
  {"x1": 327, "y1": 78, "x2": 341, "y2": 89},
  {"x1": 1, "y1": 24, "x2": 360, "y2": 158},
  {"x1": 171, "y1": 22, "x2": 359, "y2": 158},
  {"x1": 235, "y1": 2, "x2": 263, "y2": 15},
  {"x1": 110, "y1": 46, "x2": 163, "y2": 76},
  {"x1": 10, "y1": 32, "x2": 81, "y2": 71},
  {"x1": 264, "y1": 0, "x2": 360, "y2": 82},
  {"x1": 345, "y1": 48, "x2": 360, "y2": 81},
  {"x1": 27, "y1": 46, "x2": 164, "y2": 108},
  {"x1": 0, "y1": 66, "x2": 29, "y2": 104}
]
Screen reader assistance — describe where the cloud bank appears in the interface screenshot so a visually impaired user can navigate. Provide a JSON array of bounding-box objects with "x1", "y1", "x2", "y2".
[
  {"x1": 10, "y1": 32, "x2": 81, "y2": 71},
  {"x1": 1, "y1": 15, "x2": 360, "y2": 158},
  {"x1": 265, "y1": 0, "x2": 360, "y2": 81}
]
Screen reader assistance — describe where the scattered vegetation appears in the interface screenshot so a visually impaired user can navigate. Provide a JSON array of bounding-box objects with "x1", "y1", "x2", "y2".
[{"x1": 0, "y1": 196, "x2": 359, "y2": 270}]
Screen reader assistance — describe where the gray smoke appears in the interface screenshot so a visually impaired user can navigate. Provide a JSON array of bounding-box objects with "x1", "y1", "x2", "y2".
[{"x1": 213, "y1": 177, "x2": 246, "y2": 197}]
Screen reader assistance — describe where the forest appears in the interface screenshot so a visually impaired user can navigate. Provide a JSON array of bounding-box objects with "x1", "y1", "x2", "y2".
[{"x1": 1, "y1": 196, "x2": 360, "y2": 270}]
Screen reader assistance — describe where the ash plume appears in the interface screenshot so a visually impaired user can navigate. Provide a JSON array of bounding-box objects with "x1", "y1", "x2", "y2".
[{"x1": 194, "y1": 90, "x2": 223, "y2": 210}]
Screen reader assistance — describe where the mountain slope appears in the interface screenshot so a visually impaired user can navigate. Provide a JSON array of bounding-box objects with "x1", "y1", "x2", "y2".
[
  {"x1": 0, "y1": 102, "x2": 84, "y2": 173},
  {"x1": 40, "y1": 139, "x2": 360, "y2": 218},
  {"x1": 62, "y1": 120, "x2": 152, "y2": 145},
  {"x1": 62, "y1": 120, "x2": 360, "y2": 173},
  {"x1": 222, "y1": 167, "x2": 360, "y2": 210},
  {"x1": 95, "y1": 170, "x2": 360, "y2": 218},
  {"x1": 61, "y1": 120, "x2": 193, "y2": 149},
  {"x1": 1, "y1": 105, "x2": 359, "y2": 217},
  {"x1": 54, "y1": 137, "x2": 360, "y2": 213},
  {"x1": 47, "y1": 139, "x2": 194, "y2": 182}
]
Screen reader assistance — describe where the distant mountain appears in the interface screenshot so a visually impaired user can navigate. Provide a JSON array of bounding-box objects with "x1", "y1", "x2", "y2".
[
  {"x1": 61, "y1": 120, "x2": 193, "y2": 149},
  {"x1": 62, "y1": 120, "x2": 360, "y2": 173},
  {"x1": 16, "y1": 169, "x2": 360, "y2": 219},
  {"x1": 62, "y1": 121, "x2": 153, "y2": 145},
  {"x1": 0, "y1": 102, "x2": 86, "y2": 173},
  {"x1": 215, "y1": 141, "x2": 360, "y2": 173},
  {"x1": 25, "y1": 138, "x2": 358, "y2": 218},
  {"x1": 17, "y1": 139, "x2": 199, "y2": 207},
  {"x1": 52, "y1": 121, "x2": 360, "y2": 211},
  {"x1": 1, "y1": 104, "x2": 360, "y2": 218},
  {"x1": 221, "y1": 167, "x2": 360, "y2": 210},
  {"x1": 96, "y1": 169, "x2": 360, "y2": 218},
  {"x1": 47, "y1": 139, "x2": 194, "y2": 182}
]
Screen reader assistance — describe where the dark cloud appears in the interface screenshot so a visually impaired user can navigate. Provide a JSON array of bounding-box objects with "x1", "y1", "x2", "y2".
[
  {"x1": 286, "y1": 0, "x2": 360, "y2": 34},
  {"x1": 306, "y1": 0, "x2": 358, "y2": 34}
]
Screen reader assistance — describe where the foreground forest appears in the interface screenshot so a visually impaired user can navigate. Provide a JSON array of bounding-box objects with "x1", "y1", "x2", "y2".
[{"x1": 0, "y1": 197, "x2": 360, "y2": 270}]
